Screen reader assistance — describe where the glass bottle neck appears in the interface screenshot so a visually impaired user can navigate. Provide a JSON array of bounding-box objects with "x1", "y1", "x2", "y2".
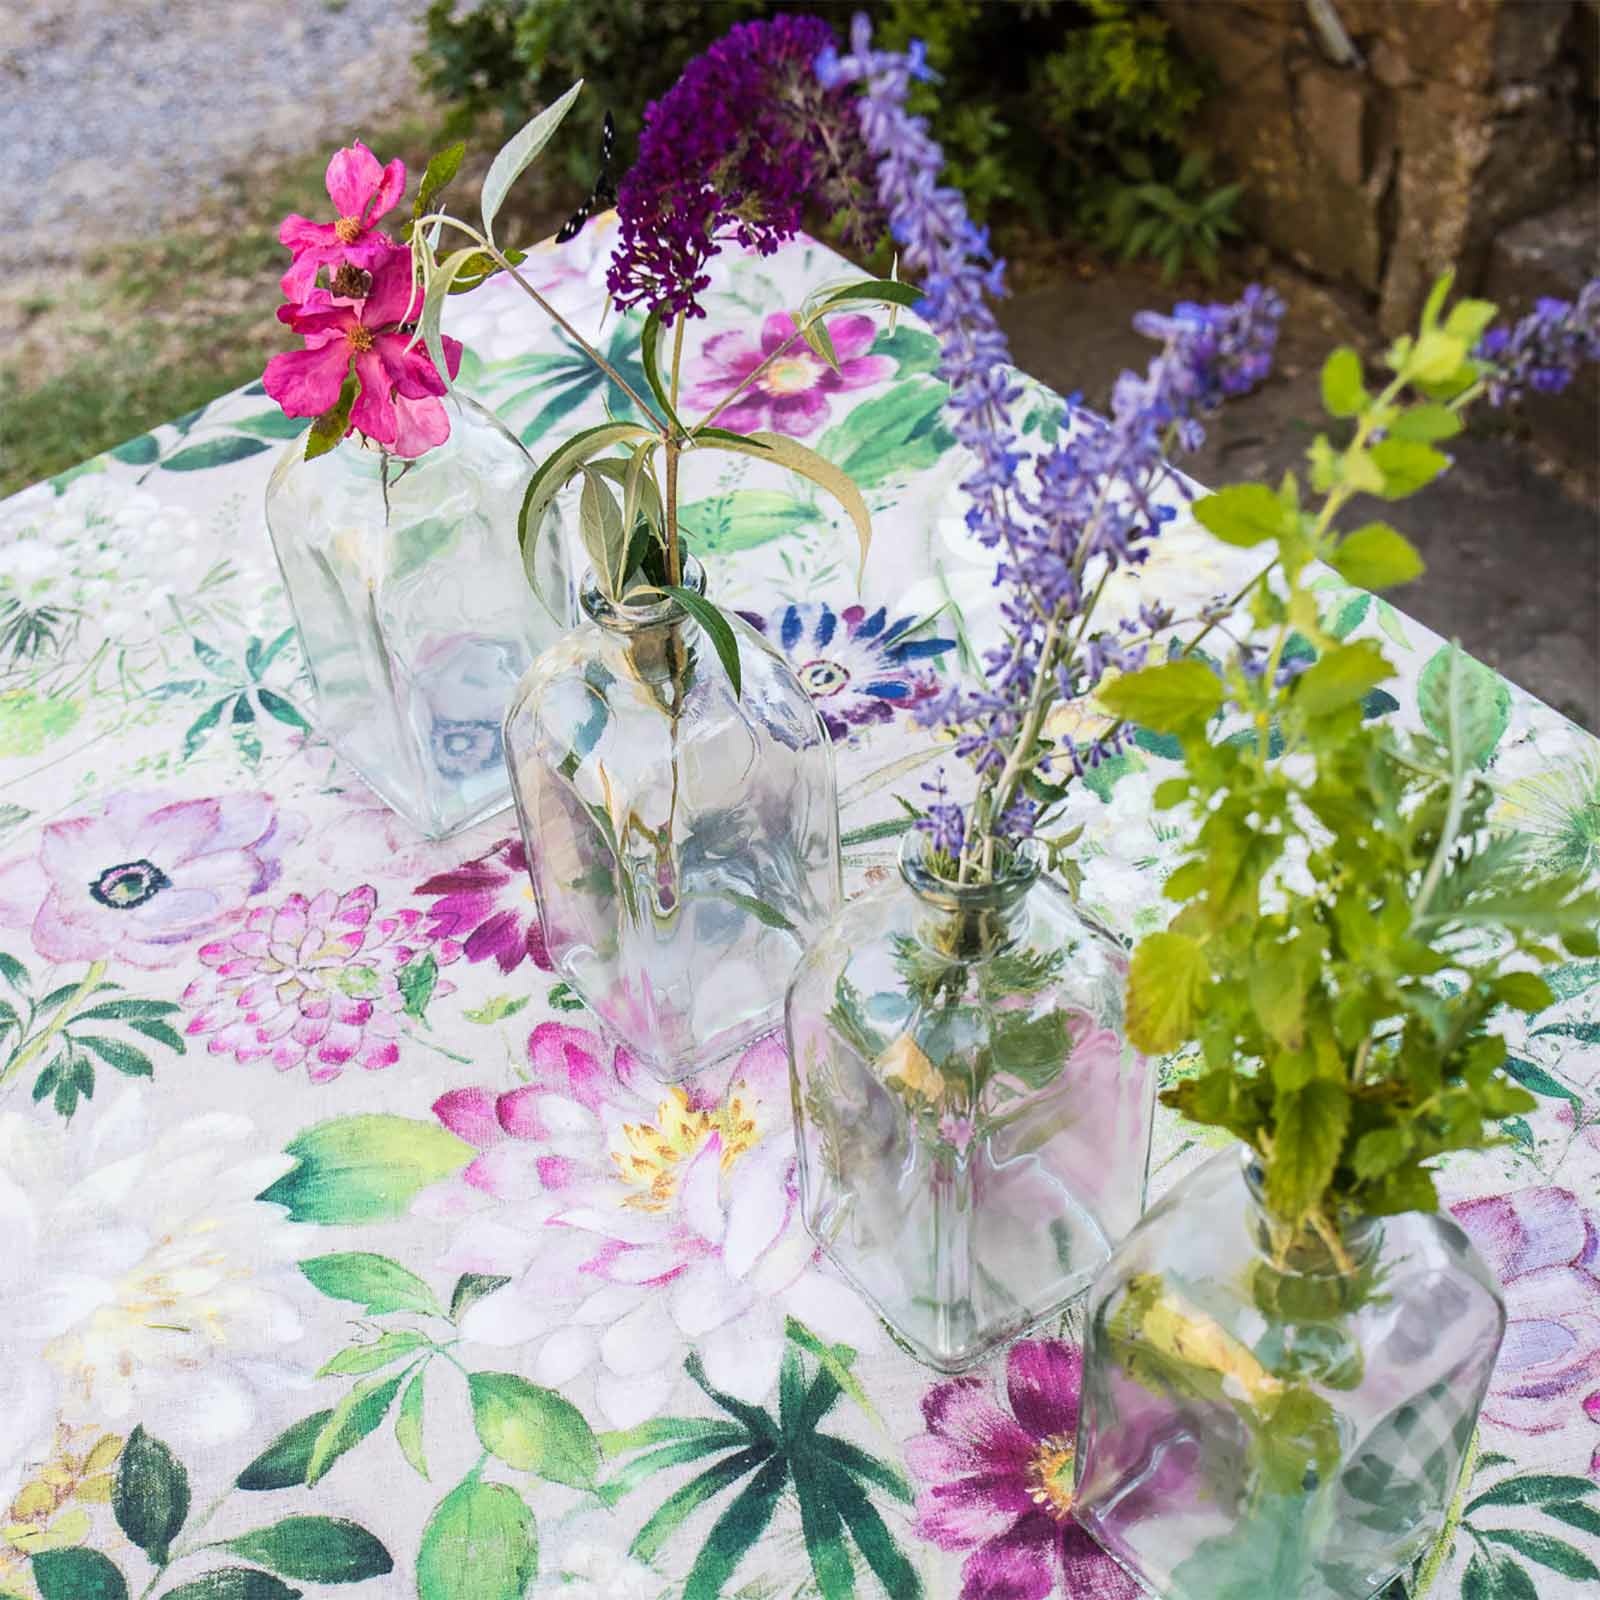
[
  {"x1": 1241, "y1": 1152, "x2": 1381, "y2": 1276},
  {"x1": 580, "y1": 557, "x2": 706, "y2": 684},
  {"x1": 898, "y1": 833, "x2": 1040, "y2": 960}
]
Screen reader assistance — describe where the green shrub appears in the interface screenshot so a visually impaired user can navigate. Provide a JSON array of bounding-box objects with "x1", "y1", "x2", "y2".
[{"x1": 1099, "y1": 151, "x2": 1243, "y2": 281}]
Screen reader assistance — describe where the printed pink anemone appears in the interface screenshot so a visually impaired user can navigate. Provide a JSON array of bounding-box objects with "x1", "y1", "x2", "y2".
[
  {"x1": 278, "y1": 141, "x2": 407, "y2": 301},
  {"x1": 684, "y1": 311, "x2": 892, "y2": 436},
  {"x1": 180, "y1": 884, "x2": 459, "y2": 1081},
  {"x1": 264, "y1": 246, "x2": 463, "y2": 455}
]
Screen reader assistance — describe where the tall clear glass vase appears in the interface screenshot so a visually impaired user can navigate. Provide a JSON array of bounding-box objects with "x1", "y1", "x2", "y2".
[
  {"x1": 264, "y1": 393, "x2": 573, "y2": 838},
  {"x1": 503, "y1": 558, "x2": 841, "y2": 1081},
  {"x1": 1073, "y1": 1147, "x2": 1507, "y2": 1600},
  {"x1": 786, "y1": 833, "x2": 1154, "y2": 1371}
]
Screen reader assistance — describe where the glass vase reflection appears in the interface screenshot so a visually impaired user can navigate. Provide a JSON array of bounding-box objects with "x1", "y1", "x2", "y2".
[
  {"x1": 786, "y1": 833, "x2": 1154, "y2": 1371},
  {"x1": 503, "y1": 558, "x2": 841, "y2": 1081},
  {"x1": 264, "y1": 393, "x2": 573, "y2": 838},
  {"x1": 1073, "y1": 1147, "x2": 1506, "y2": 1600}
]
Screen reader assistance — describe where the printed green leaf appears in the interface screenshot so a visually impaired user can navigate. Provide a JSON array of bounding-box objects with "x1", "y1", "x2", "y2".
[
  {"x1": 1466, "y1": 1473, "x2": 1600, "y2": 1512},
  {"x1": 681, "y1": 1454, "x2": 788, "y2": 1600},
  {"x1": 451, "y1": 1272, "x2": 513, "y2": 1321},
  {"x1": 464, "y1": 995, "x2": 531, "y2": 1026},
  {"x1": 215, "y1": 1517, "x2": 393, "y2": 1584},
  {"x1": 1418, "y1": 644, "x2": 1509, "y2": 769},
  {"x1": 232, "y1": 411, "x2": 311, "y2": 440},
  {"x1": 677, "y1": 490, "x2": 819, "y2": 554},
  {"x1": 1097, "y1": 659, "x2": 1222, "y2": 735},
  {"x1": 300, "y1": 1252, "x2": 445, "y2": 1317},
  {"x1": 113, "y1": 1425, "x2": 190, "y2": 1565},
  {"x1": 237, "y1": 1412, "x2": 335, "y2": 1491},
  {"x1": 1328, "y1": 524, "x2": 1424, "y2": 590},
  {"x1": 1125, "y1": 931, "x2": 1208, "y2": 1054},
  {"x1": 482, "y1": 78, "x2": 584, "y2": 242},
  {"x1": 256, "y1": 690, "x2": 311, "y2": 732},
  {"x1": 784, "y1": 1321, "x2": 881, "y2": 1433},
  {"x1": 397, "y1": 952, "x2": 439, "y2": 1019},
  {"x1": 815, "y1": 380, "x2": 953, "y2": 490},
  {"x1": 1292, "y1": 640, "x2": 1392, "y2": 717},
  {"x1": 162, "y1": 437, "x2": 273, "y2": 473},
  {"x1": 397, "y1": 1368, "x2": 430, "y2": 1480},
  {"x1": 1265, "y1": 1079, "x2": 1350, "y2": 1223},
  {"x1": 1320, "y1": 347, "x2": 1367, "y2": 417},
  {"x1": 318, "y1": 1330, "x2": 430, "y2": 1377},
  {"x1": 306, "y1": 1372, "x2": 407, "y2": 1487},
  {"x1": 1193, "y1": 484, "x2": 1286, "y2": 547},
  {"x1": 158, "y1": 1572, "x2": 303, "y2": 1600},
  {"x1": 826, "y1": 1463, "x2": 924, "y2": 1600},
  {"x1": 416, "y1": 1478, "x2": 538, "y2": 1600},
  {"x1": 1370, "y1": 437, "x2": 1450, "y2": 499},
  {"x1": 79, "y1": 1034, "x2": 155, "y2": 1077},
  {"x1": 257, "y1": 1115, "x2": 473, "y2": 1224},
  {"x1": 110, "y1": 433, "x2": 161, "y2": 465},
  {"x1": 469, "y1": 1372, "x2": 601, "y2": 1488},
  {"x1": 1547, "y1": 1501, "x2": 1600, "y2": 1537},
  {"x1": 1481, "y1": 1527, "x2": 1600, "y2": 1581},
  {"x1": 30, "y1": 1548, "x2": 129, "y2": 1600},
  {"x1": 663, "y1": 587, "x2": 743, "y2": 699}
]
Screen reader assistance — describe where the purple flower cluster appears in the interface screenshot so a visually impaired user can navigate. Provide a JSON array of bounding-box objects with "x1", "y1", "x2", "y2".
[
  {"x1": 1477, "y1": 284, "x2": 1600, "y2": 408},
  {"x1": 607, "y1": 15, "x2": 877, "y2": 322},
  {"x1": 821, "y1": 17, "x2": 1281, "y2": 863}
]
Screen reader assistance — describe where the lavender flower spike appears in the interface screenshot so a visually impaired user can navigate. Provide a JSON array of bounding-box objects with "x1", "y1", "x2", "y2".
[{"x1": 1476, "y1": 283, "x2": 1600, "y2": 408}]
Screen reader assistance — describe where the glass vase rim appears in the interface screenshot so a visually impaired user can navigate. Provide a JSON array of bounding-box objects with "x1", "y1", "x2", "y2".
[
  {"x1": 897, "y1": 830, "x2": 1043, "y2": 911},
  {"x1": 579, "y1": 554, "x2": 707, "y2": 632}
]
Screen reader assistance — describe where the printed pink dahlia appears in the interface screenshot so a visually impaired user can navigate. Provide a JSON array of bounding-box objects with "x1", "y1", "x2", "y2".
[
  {"x1": 181, "y1": 884, "x2": 459, "y2": 1081},
  {"x1": 0, "y1": 791, "x2": 298, "y2": 970},
  {"x1": 684, "y1": 311, "x2": 892, "y2": 436},
  {"x1": 278, "y1": 141, "x2": 407, "y2": 301}
]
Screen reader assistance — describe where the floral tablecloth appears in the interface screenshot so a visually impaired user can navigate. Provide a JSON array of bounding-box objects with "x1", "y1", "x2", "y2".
[{"x1": 2, "y1": 224, "x2": 1597, "y2": 1600}]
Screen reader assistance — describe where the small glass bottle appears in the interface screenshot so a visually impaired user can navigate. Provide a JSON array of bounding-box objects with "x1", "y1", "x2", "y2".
[
  {"x1": 264, "y1": 394, "x2": 572, "y2": 838},
  {"x1": 1073, "y1": 1146, "x2": 1506, "y2": 1600},
  {"x1": 786, "y1": 832, "x2": 1154, "y2": 1371},
  {"x1": 503, "y1": 557, "x2": 841, "y2": 1081}
]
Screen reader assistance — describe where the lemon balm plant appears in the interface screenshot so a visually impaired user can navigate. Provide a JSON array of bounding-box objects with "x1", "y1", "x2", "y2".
[{"x1": 1072, "y1": 278, "x2": 1600, "y2": 1600}]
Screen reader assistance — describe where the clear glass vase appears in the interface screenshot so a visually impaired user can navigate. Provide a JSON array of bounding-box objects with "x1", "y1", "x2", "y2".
[
  {"x1": 503, "y1": 557, "x2": 841, "y2": 1081},
  {"x1": 264, "y1": 393, "x2": 573, "y2": 838},
  {"x1": 785, "y1": 833, "x2": 1154, "y2": 1371},
  {"x1": 1073, "y1": 1146, "x2": 1507, "y2": 1600}
]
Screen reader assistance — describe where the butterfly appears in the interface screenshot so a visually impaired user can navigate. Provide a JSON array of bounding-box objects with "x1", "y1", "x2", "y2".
[{"x1": 556, "y1": 111, "x2": 618, "y2": 243}]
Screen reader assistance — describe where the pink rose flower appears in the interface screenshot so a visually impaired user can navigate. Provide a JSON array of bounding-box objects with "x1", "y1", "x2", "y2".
[
  {"x1": 684, "y1": 311, "x2": 892, "y2": 436},
  {"x1": 263, "y1": 246, "x2": 463, "y2": 455},
  {"x1": 277, "y1": 141, "x2": 407, "y2": 301},
  {"x1": 180, "y1": 884, "x2": 459, "y2": 1081},
  {"x1": 1453, "y1": 1186, "x2": 1600, "y2": 1434},
  {"x1": 0, "y1": 792, "x2": 298, "y2": 969}
]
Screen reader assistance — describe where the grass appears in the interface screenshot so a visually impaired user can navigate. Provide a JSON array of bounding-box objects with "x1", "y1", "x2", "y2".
[{"x1": 0, "y1": 113, "x2": 568, "y2": 501}]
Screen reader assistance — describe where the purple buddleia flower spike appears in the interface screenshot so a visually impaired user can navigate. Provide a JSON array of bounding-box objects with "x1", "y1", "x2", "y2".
[{"x1": 1476, "y1": 284, "x2": 1600, "y2": 408}]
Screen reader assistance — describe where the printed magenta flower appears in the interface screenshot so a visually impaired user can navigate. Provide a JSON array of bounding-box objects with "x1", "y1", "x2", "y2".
[
  {"x1": 685, "y1": 311, "x2": 892, "y2": 436},
  {"x1": 1453, "y1": 1186, "x2": 1600, "y2": 1434},
  {"x1": 907, "y1": 1339, "x2": 1143, "y2": 1600},
  {"x1": 0, "y1": 791, "x2": 298, "y2": 970},
  {"x1": 414, "y1": 837, "x2": 550, "y2": 974},
  {"x1": 278, "y1": 141, "x2": 407, "y2": 301},
  {"x1": 180, "y1": 884, "x2": 459, "y2": 1081},
  {"x1": 263, "y1": 245, "x2": 463, "y2": 455}
]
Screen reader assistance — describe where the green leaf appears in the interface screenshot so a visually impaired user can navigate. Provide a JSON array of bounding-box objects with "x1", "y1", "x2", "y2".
[
  {"x1": 397, "y1": 951, "x2": 439, "y2": 1019},
  {"x1": 1194, "y1": 484, "x2": 1287, "y2": 548},
  {"x1": 1292, "y1": 640, "x2": 1393, "y2": 717},
  {"x1": 663, "y1": 587, "x2": 743, "y2": 699},
  {"x1": 639, "y1": 309, "x2": 684, "y2": 433},
  {"x1": 578, "y1": 466, "x2": 629, "y2": 595},
  {"x1": 79, "y1": 1033, "x2": 155, "y2": 1078},
  {"x1": 1493, "y1": 972, "x2": 1554, "y2": 1012},
  {"x1": 791, "y1": 1449, "x2": 852, "y2": 1600},
  {"x1": 1351, "y1": 1126, "x2": 1410, "y2": 1178},
  {"x1": 305, "y1": 373, "x2": 359, "y2": 462},
  {"x1": 1547, "y1": 1501, "x2": 1600, "y2": 1537},
  {"x1": 162, "y1": 437, "x2": 272, "y2": 473},
  {"x1": 234, "y1": 1393, "x2": 401, "y2": 1491},
  {"x1": 113, "y1": 1425, "x2": 190, "y2": 1565},
  {"x1": 469, "y1": 1371, "x2": 601, "y2": 1488},
  {"x1": 256, "y1": 690, "x2": 310, "y2": 733},
  {"x1": 482, "y1": 78, "x2": 584, "y2": 241},
  {"x1": 826, "y1": 1464, "x2": 923, "y2": 1600},
  {"x1": 1320, "y1": 347, "x2": 1367, "y2": 417},
  {"x1": 111, "y1": 433, "x2": 160, "y2": 465},
  {"x1": 29, "y1": 1550, "x2": 129, "y2": 1600},
  {"x1": 417, "y1": 246, "x2": 479, "y2": 401},
  {"x1": 257, "y1": 1115, "x2": 473, "y2": 1224},
  {"x1": 677, "y1": 489, "x2": 818, "y2": 554},
  {"x1": 1418, "y1": 644, "x2": 1509, "y2": 768},
  {"x1": 630, "y1": 1447, "x2": 771, "y2": 1563},
  {"x1": 784, "y1": 1321, "x2": 880, "y2": 1433},
  {"x1": 1388, "y1": 403, "x2": 1463, "y2": 443},
  {"x1": 1097, "y1": 659, "x2": 1223, "y2": 735},
  {"x1": 414, "y1": 141, "x2": 466, "y2": 221},
  {"x1": 306, "y1": 1372, "x2": 406, "y2": 1486},
  {"x1": 318, "y1": 1330, "x2": 430, "y2": 1377},
  {"x1": 463, "y1": 995, "x2": 530, "y2": 1026},
  {"x1": 813, "y1": 278, "x2": 922, "y2": 313},
  {"x1": 1481, "y1": 1528, "x2": 1600, "y2": 1581},
  {"x1": 814, "y1": 379, "x2": 953, "y2": 490},
  {"x1": 299, "y1": 1252, "x2": 445, "y2": 1317},
  {"x1": 518, "y1": 420, "x2": 655, "y2": 583},
  {"x1": 396, "y1": 1368, "x2": 429, "y2": 1480},
  {"x1": 215, "y1": 1518, "x2": 393, "y2": 1584},
  {"x1": 451, "y1": 1272, "x2": 513, "y2": 1321},
  {"x1": 1467, "y1": 1473, "x2": 1600, "y2": 1512},
  {"x1": 1265, "y1": 1079, "x2": 1350, "y2": 1223},
  {"x1": 1370, "y1": 438, "x2": 1450, "y2": 499},
  {"x1": 1328, "y1": 524, "x2": 1424, "y2": 590},
  {"x1": 232, "y1": 410, "x2": 311, "y2": 440},
  {"x1": 681, "y1": 1453, "x2": 789, "y2": 1600},
  {"x1": 1126, "y1": 932, "x2": 1208, "y2": 1054},
  {"x1": 416, "y1": 1478, "x2": 537, "y2": 1600},
  {"x1": 156, "y1": 1574, "x2": 302, "y2": 1600}
]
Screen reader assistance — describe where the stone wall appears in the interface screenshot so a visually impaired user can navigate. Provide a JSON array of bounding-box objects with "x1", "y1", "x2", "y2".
[{"x1": 1161, "y1": 0, "x2": 1595, "y2": 332}]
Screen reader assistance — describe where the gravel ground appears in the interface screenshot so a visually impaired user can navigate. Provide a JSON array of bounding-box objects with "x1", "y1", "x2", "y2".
[{"x1": 0, "y1": 0, "x2": 430, "y2": 271}]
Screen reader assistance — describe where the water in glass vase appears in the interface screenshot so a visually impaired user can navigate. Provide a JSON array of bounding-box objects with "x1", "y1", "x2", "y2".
[
  {"x1": 786, "y1": 833, "x2": 1154, "y2": 1371},
  {"x1": 503, "y1": 558, "x2": 841, "y2": 1081},
  {"x1": 264, "y1": 393, "x2": 573, "y2": 838},
  {"x1": 1073, "y1": 1147, "x2": 1506, "y2": 1600}
]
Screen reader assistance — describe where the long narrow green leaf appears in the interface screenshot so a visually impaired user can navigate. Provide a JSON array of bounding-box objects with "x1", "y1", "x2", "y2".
[
  {"x1": 599, "y1": 1417, "x2": 748, "y2": 1458},
  {"x1": 814, "y1": 279, "x2": 922, "y2": 312},
  {"x1": 786, "y1": 1319, "x2": 881, "y2": 1433},
  {"x1": 482, "y1": 79, "x2": 584, "y2": 243},
  {"x1": 683, "y1": 1353, "x2": 780, "y2": 1442},
  {"x1": 598, "y1": 1433, "x2": 748, "y2": 1504},
  {"x1": 663, "y1": 587, "x2": 743, "y2": 699},
  {"x1": 826, "y1": 1463, "x2": 924, "y2": 1599},
  {"x1": 630, "y1": 1446, "x2": 772, "y2": 1564},
  {"x1": 418, "y1": 246, "x2": 481, "y2": 401},
  {"x1": 640, "y1": 310, "x2": 686, "y2": 435},
  {"x1": 792, "y1": 1449, "x2": 854, "y2": 1600},
  {"x1": 518, "y1": 421, "x2": 655, "y2": 593},
  {"x1": 812, "y1": 1437, "x2": 913, "y2": 1505},
  {"x1": 681, "y1": 1454, "x2": 790, "y2": 1600}
]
